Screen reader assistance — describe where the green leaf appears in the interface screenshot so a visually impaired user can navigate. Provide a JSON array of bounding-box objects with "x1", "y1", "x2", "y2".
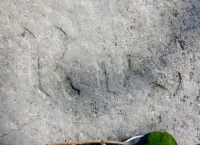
[{"x1": 144, "y1": 131, "x2": 178, "y2": 145}]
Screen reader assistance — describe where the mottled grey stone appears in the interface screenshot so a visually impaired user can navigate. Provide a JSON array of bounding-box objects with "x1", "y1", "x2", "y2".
[{"x1": 0, "y1": 0, "x2": 200, "y2": 145}]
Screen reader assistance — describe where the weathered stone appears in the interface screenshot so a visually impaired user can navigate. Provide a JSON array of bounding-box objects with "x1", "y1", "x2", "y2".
[{"x1": 0, "y1": 0, "x2": 199, "y2": 145}]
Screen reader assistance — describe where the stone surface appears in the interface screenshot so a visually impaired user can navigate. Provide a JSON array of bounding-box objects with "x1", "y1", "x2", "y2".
[{"x1": 0, "y1": 0, "x2": 200, "y2": 145}]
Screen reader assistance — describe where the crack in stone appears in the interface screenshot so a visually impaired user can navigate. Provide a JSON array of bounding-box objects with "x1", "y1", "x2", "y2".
[
  {"x1": 127, "y1": 54, "x2": 131, "y2": 70},
  {"x1": 24, "y1": 27, "x2": 36, "y2": 38},
  {"x1": 55, "y1": 26, "x2": 68, "y2": 38},
  {"x1": 0, "y1": 117, "x2": 40, "y2": 138},
  {"x1": 174, "y1": 72, "x2": 182, "y2": 95},
  {"x1": 152, "y1": 81, "x2": 168, "y2": 90},
  {"x1": 123, "y1": 55, "x2": 131, "y2": 87},
  {"x1": 178, "y1": 40, "x2": 185, "y2": 50},
  {"x1": 37, "y1": 50, "x2": 50, "y2": 97},
  {"x1": 67, "y1": 77, "x2": 80, "y2": 95},
  {"x1": 104, "y1": 68, "x2": 109, "y2": 92},
  {"x1": 102, "y1": 63, "x2": 110, "y2": 93}
]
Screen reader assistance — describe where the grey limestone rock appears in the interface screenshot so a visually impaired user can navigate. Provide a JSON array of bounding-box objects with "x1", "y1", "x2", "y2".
[{"x1": 0, "y1": 0, "x2": 200, "y2": 145}]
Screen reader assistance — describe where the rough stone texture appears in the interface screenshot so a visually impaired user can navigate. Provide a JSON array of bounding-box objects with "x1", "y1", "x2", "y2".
[{"x1": 0, "y1": 0, "x2": 200, "y2": 145}]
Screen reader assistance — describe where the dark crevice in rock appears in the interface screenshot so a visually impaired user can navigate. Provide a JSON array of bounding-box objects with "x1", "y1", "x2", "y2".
[
  {"x1": 127, "y1": 54, "x2": 131, "y2": 70},
  {"x1": 67, "y1": 77, "x2": 80, "y2": 95},
  {"x1": 177, "y1": 72, "x2": 182, "y2": 89},
  {"x1": 24, "y1": 27, "x2": 36, "y2": 38},
  {"x1": 104, "y1": 68, "x2": 109, "y2": 92},
  {"x1": 178, "y1": 40, "x2": 185, "y2": 50},
  {"x1": 55, "y1": 26, "x2": 68, "y2": 38},
  {"x1": 38, "y1": 86, "x2": 50, "y2": 97},
  {"x1": 174, "y1": 72, "x2": 182, "y2": 95},
  {"x1": 102, "y1": 63, "x2": 111, "y2": 93},
  {"x1": 100, "y1": 62, "x2": 117, "y2": 93},
  {"x1": 123, "y1": 55, "x2": 131, "y2": 87},
  {"x1": 158, "y1": 115, "x2": 162, "y2": 123},
  {"x1": 152, "y1": 81, "x2": 168, "y2": 90}
]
